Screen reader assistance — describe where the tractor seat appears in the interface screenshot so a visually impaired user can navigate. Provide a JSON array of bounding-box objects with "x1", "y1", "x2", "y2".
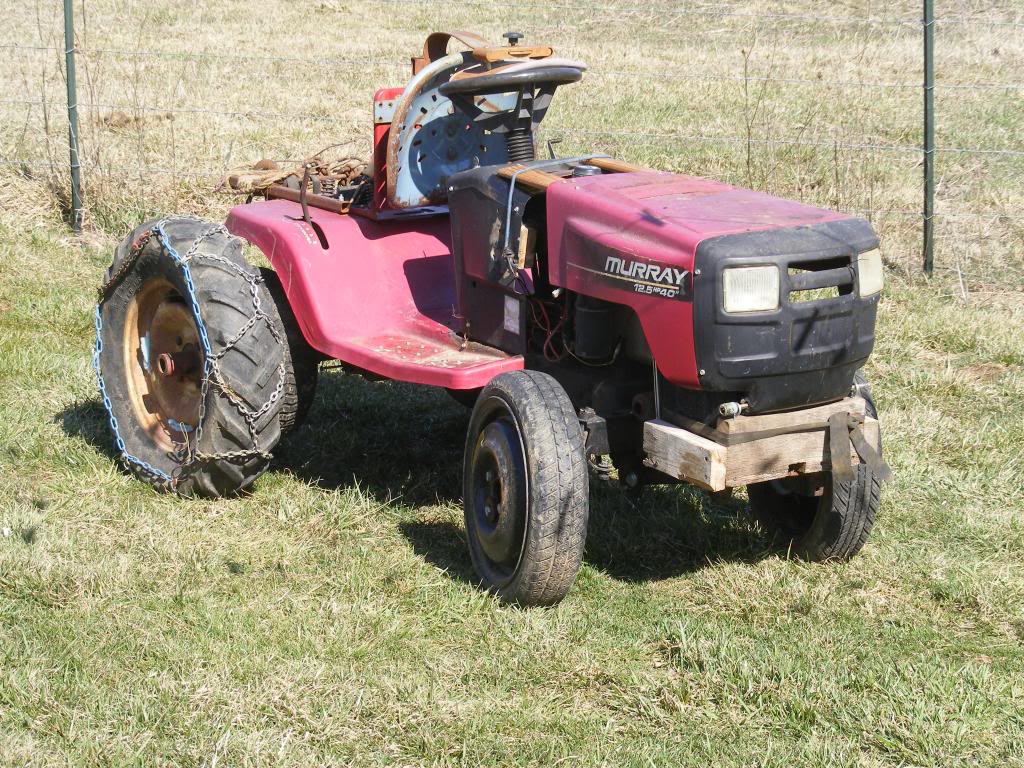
[
  {"x1": 440, "y1": 57, "x2": 587, "y2": 96},
  {"x1": 385, "y1": 33, "x2": 586, "y2": 210}
]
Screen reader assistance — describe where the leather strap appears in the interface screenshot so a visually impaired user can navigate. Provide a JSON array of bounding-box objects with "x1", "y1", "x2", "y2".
[
  {"x1": 828, "y1": 412, "x2": 856, "y2": 483},
  {"x1": 850, "y1": 422, "x2": 893, "y2": 482},
  {"x1": 828, "y1": 411, "x2": 893, "y2": 483},
  {"x1": 412, "y1": 30, "x2": 491, "y2": 73}
]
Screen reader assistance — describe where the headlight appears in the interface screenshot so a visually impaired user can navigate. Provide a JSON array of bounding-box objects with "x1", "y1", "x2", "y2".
[
  {"x1": 857, "y1": 248, "x2": 884, "y2": 297},
  {"x1": 722, "y1": 265, "x2": 780, "y2": 313}
]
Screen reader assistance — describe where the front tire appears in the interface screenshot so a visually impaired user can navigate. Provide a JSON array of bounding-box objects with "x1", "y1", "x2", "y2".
[
  {"x1": 747, "y1": 371, "x2": 882, "y2": 560},
  {"x1": 96, "y1": 216, "x2": 288, "y2": 497},
  {"x1": 463, "y1": 371, "x2": 589, "y2": 605}
]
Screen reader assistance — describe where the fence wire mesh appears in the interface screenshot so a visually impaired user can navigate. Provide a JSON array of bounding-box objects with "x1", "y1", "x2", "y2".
[{"x1": 1, "y1": 0, "x2": 1021, "y2": 287}]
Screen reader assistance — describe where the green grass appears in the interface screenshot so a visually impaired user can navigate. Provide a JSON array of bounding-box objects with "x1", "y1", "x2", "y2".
[
  {"x1": 2, "y1": 216, "x2": 1024, "y2": 766},
  {"x1": 2, "y1": 0, "x2": 1024, "y2": 763}
]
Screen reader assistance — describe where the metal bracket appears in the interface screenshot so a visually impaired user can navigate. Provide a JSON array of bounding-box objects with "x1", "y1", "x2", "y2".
[
  {"x1": 374, "y1": 99, "x2": 397, "y2": 124},
  {"x1": 578, "y1": 407, "x2": 609, "y2": 455}
]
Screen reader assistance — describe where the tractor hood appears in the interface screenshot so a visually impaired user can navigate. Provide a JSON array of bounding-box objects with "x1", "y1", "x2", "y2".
[
  {"x1": 546, "y1": 170, "x2": 879, "y2": 408},
  {"x1": 546, "y1": 170, "x2": 851, "y2": 288}
]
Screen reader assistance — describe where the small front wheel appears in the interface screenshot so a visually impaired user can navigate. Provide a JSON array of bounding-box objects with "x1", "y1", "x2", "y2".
[
  {"x1": 747, "y1": 468, "x2": 881, "y2": 560},
  {"x1": 463, "y1": 371, "x2": 589, "y2": 606},
  {"x1": 748, "y1": 371, "x2": 882, "y2": 560}
]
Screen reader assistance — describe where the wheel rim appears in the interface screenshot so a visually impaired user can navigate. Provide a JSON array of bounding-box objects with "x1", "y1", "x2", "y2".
[
  {"x1": 468, "y1": 403, "x2": 528, "y2": 583},
  {"x1": 122, "y1": 278, "x2": 204, "y2": 452}
]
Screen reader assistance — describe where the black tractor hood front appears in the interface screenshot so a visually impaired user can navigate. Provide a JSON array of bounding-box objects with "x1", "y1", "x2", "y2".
[{"x1": 692, "y1": 218, "x2": 881, "y2": 413}]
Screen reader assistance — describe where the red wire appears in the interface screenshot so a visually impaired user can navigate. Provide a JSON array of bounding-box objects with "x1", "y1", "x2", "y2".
[{"x1": 529, "y1": 297, "x2": 567, "y2": 362}]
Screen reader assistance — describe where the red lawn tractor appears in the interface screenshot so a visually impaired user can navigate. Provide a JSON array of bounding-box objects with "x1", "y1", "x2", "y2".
[{"x1": 95, "y1": 32, "x2": 889, "y2": 605}]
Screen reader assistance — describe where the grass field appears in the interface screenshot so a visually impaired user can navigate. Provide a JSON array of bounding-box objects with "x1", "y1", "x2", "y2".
[{"x1": 2, "y1": 1, "x2": 1024, "y2": 766}]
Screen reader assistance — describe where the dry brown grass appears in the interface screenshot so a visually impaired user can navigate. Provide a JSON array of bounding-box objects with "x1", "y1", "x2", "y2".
[{"x1": 1, "y1": 0, "x2": 1022, "y2": 287}]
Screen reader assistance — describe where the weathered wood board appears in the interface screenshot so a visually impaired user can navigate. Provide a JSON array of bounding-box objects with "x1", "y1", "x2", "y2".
[
  {"x1": 643, "y1": 420, "x2": 728, "y2": 491},
  {"x1": 642, "y1": 397, "x2": 881, "y2": 490}
]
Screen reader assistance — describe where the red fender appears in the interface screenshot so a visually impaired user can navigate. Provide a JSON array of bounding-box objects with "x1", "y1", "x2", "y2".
[{"x1": 225, "y1": 199, "x2": 523, "y2": 388}]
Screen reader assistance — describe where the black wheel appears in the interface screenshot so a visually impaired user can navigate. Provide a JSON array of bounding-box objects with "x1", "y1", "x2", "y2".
[
  {"x1": 747, "y1": 370, "x2": 882, "y2": 560},
  {"x1": 260, "y1": 268, "x2": 319, "y2": 433},
  {"x1": 96, "y1": 216, "x2": 289, "y2": 497},
  {"x1": 463, "y1": 371, "x2": 589, "y2": 606}
]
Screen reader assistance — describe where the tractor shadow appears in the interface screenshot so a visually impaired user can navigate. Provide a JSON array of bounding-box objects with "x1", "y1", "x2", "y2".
[
  {"x1": 396, "y1": 489, "x2": 768, "y2": 587},
  {"x1": 275, "y1": 370, "x2": 470, "y2": 508},
  {"x1": 289, "y1": 371, "x2": 770, "y2": 582},
  {"x1": 57, "y1": 398, "x2": 121, "y2": 461},
  {"x1": 54, "y1": 373, "x2": 468, "y2": 504},
  {"x1": 581, "y1": 482, "x2": 768, "y2": 581},
  {"x1": 59, "y1": 371, "x2": 773, "y2": 584},
  {"x1": 397, "y1": 519, "x2": 480, "y2": 587}
]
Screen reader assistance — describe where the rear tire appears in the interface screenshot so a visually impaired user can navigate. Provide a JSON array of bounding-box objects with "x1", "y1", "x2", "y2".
[
  {"x1": 96, "y1": 216, "x2": 287, "y2": 497},
  {"x1": 463, "y1": 371, "x2": 589, "y2": 605},
  {"x1": 260, "y1": 268, "x2": 319, "y2": 434},
  {"x1": 747, "y1": 370, "x2": 882, "y2": 560}
]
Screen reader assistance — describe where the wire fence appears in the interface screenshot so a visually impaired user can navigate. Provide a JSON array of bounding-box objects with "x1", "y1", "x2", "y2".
[
  {"x1": 1, "y1": 1, "x2": 1021, "y2": 286},
  {"x1": 6, "y1": 42, "x2": 1024, "y2": 92},
  {"x1": 5, "y1": 95, "x2": 1024, "y2": 161}
]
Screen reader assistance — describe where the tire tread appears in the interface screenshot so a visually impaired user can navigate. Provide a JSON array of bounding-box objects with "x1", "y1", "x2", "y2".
[
  {"x1": 98, "y1": 216, "x2": 289, "y2": 497},
  {"x1": 464, "y1": 370, "x2": 589, "y2": 606}
]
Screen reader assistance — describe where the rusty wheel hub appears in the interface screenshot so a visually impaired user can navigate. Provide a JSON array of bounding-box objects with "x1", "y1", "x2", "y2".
[{"x1": 123, "y1": 278, "x2": 204, "y2": 451}]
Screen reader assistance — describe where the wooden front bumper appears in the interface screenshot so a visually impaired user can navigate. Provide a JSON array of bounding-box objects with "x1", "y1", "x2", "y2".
[{"x1": 642, "y1": 396, "x2": 881, "y2": 491}]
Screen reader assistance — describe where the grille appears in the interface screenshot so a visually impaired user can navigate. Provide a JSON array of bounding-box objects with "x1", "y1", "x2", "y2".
[{"x1": 786, "y1": 255, "x2": 854, "y2": 303}]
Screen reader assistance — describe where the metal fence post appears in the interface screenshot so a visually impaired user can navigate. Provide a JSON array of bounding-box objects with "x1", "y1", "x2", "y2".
[
  {"x1": 923, "y1": 0, "x2": 935, "y2": 274},
  {"x1": 64, "y1": 0, "x2": 83, "y2": 232}
]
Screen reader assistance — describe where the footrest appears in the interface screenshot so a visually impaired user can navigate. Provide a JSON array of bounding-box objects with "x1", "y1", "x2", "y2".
[{"x1": 347, "y1": 324, "x2": 523, "y2": 388}]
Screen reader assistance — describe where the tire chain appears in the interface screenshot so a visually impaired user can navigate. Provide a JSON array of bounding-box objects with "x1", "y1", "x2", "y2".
[{"x1": 96, "y1": 215, "x2": 285, "y2": 492}]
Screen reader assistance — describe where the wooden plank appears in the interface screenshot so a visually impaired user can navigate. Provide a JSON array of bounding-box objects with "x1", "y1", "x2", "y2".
[
  {"x1": 717, "y1": 396, "x2": 866, "y2": 436},
  {"x1": 725, "y1": 428, "x2": 831, "y2": 487},
  {"x1": 643, "y1": 410, "x2": 882, "y2": 490},
  {"x1": 471, "y1": 45, "x2": 554, "y2": 63},
  {"x1": 724, "y1": 415, "x2": 881, "y2": 487},
  {"x1": 498, "y1": 158, "x2": 645, "y2": 193},
  {"x1": 861, "y1": 417, "x2": 881, "y2": 458},
  {"x1": 582, "y1": 157, "x2": 648, "y2": 174},
  {"x1": 497, "y1": 165, "x2": 563, "y2": 193},
  {"x1": 643, "y1": 419, "x2": 727, "y2": 492},
  {"x1": 516, "y1": 224, "x2": 537, "y2": 269}
]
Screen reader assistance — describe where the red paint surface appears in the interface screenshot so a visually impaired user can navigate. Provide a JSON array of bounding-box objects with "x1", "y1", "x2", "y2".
[
  {"x1": 369, "y1": 87, "x2": 405, "y2": 218},
  {"x1": 226, "y1": 199, "x2": 523, "y2": 388},
  {"x1": 546, "y1": 171, "x2": 851, "y2": 387}
]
